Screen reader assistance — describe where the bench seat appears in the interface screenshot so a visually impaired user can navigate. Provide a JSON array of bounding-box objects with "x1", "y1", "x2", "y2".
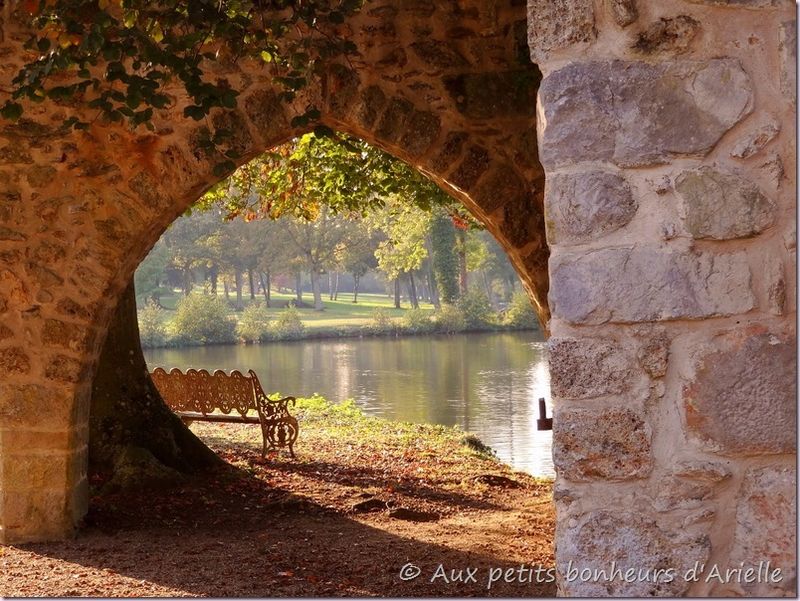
[{"x1": 150, "y1": 367, "x2": 299, "y2": 457}]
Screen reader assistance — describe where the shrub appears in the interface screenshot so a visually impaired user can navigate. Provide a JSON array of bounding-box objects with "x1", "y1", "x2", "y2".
[
  {"x1": 272, "y1": 306, "x2": 306, "y2": 340},
  {"x1": 504, "y1": 291, "x2": 540, "y2": 329},
  {"x1": 363, "y1": 307, "x2": 395, "y2": 335},
  {"x1": 171, "y1": 294, "x2": 236, "y2": 345},
  {"x1": 457, "y1": 288, "x2": 494, "y2": 329},
  {"x1": 401, "y1": 307, "x2": 434, "y2": 334},
  {"x1": 236, "y1": 302, "x2": 271, "y2": 343},
  {"x1": 138, "y1": 301, "x2": 168, "y2": 348},
  {"x1": 434, "y1": 304, "x2": 465, "y2": 334}
]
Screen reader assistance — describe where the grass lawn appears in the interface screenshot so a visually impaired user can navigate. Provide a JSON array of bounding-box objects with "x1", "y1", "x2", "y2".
[{"x1": 153, "y1": 289, "x2": 435, "y2": 331}]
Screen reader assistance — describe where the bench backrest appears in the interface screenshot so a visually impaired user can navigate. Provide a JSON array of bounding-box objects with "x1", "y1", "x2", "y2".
[{"x1": 150, "y1": 367, "x2": 260, "y2": 417}]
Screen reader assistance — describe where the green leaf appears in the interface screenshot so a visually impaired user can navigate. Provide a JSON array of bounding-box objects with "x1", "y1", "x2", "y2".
[
  {"x1": 184, "y1": 105, "x2": 207, "y2": 120},
  {"x1": 212, "y1": 160, "x2": 236, "y2": 177},
  {"x1": 0, "y1": 102, "x2": 23, "y2": 121}
]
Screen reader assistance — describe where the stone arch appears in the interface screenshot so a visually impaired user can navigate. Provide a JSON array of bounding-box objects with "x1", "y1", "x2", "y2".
[{"x1": 0, "y1": 0, "x2": 549, "y2": 542}]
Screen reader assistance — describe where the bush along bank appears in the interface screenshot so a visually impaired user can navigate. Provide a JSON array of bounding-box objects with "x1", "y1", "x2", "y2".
[{"x1": 138, "y1": 290, "x2": 540, "y2": 348}]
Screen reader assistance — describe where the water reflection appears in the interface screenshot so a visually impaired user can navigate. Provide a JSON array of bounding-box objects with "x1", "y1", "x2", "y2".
[{"x1": 144, "y1": 331, "x2": 554, "y2": 477}]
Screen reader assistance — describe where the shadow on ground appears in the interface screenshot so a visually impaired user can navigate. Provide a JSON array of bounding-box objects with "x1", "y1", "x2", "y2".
[{"x1": 2, "y1": 451, "x2": 555, "y2": 597}]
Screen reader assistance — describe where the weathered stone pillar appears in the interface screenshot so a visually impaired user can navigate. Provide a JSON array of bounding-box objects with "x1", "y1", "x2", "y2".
[{"x1": 530, "y1": 0, "x2": 796, "y2": 596}]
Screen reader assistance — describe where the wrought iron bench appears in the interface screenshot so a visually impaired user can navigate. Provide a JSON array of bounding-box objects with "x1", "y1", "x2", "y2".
[{"x1": 149, "y1": 367, "x2": 299, "y2": 458}]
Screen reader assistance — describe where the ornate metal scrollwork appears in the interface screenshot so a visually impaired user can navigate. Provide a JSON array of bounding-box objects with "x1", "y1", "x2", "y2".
[{"x1": 149, "y1": 366, "x2": 299, "y2": 457}]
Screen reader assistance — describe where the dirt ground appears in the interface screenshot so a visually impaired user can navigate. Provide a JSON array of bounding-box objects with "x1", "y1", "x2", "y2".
[{"x1": 1, "y1": 408, "x2": 555, "y2": 597}]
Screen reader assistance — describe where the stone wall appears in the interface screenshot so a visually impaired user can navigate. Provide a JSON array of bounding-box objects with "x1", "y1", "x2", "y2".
[
  {"x1": 0, "y1": 0, "x2": 795, "y2": 596},
  {"x1": 530, "y1": 0, "x2": 796, "y2": 595}
]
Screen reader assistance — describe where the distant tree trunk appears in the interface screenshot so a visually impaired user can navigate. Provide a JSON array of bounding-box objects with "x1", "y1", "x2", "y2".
[
  {"x1": 182, "y1": 267, "x2": 192, "y2": 297},
  {"x1": 209, "y1": 263, "x2": 219, "y2": 295},
  {"x1": 259, "y1": 271, "x2": 271, "y2": 307},
  {"x1": 394, "y1": 278, "x2": 401, "y2": 309},
  {"x1": 328, "y1": 271, "x2": 334, "y2": 300},
  {"x1": 333, "y1": 271, "x2": 340, "y2": 300},
  {"x1": 295, "y1": 272, "x2": 303, "y2": 303},
  {"x1": 482, "y1": 270, "x2": 497, "y2": 309},
  {"x1": 310, "y1": 269, "x2": 324, "y2": 310},
  {"x1": 247, "y1": 268, "x2": 256, "y2": 300},
  {"x1": 406, "y1": 272, "x2": 419, "y2": 309},
  {"x1": 353, "y1": 273, "x2": 361, "y2": 303},
  {"x1": 427, "y1": 264, "x2": 441, "y2": 310},
  {"x1": 90, "y1": 282, "x2": 221, "y2": 488},
  {"x1": 223, "y1": 279, "x2": 230, "y2": 301},
  {"x1": 457, "y1": 229, "x2": 468, "y2": 295},
  {"x1": 234, "y1": 269, "x2": 244, "y2": 310}
]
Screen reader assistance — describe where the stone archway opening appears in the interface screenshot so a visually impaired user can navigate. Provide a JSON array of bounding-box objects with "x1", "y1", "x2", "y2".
[{"x1": 1, "y1": 1, "x2": 793, "y2": 597}]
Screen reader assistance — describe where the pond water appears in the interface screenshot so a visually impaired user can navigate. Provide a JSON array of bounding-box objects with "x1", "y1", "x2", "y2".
[{"x1": 143, "y1": 331, "x2": 554, "y2": 477}]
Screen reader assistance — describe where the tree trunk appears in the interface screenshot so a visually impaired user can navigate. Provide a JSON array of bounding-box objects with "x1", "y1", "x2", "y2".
[
  {"x1": 482, "y1": 269, "x2": 497, "y2": 309},
  {"x1": 182, "y1": 267, "x2": 192, "y2": 297},
  {"x1": 394, "y1": 278, "x2": 401, "y2": 309},
  {"x1": 259, "y1": 271, "x2": 271, "y2": 307},
  {"x1": 90, "y1": 282, "x2": 221, "y2": 489},
  {"x1": 328, "y1": 271, "x2": 334, "y2": 300},
  {"x1": 406, "y1": 272, "x2": 419, "y2": 309},
  {"x1": 209, "y1": 263, "x2": 218, "y2": 295},
  {"x1": 457, "y1": 229, "x2": 468, "y2": 295},
  {"x1": 427, "y1": 264, "x2": 441, "y2": 310},
  {"x1": 333, "y1": 271, "x2": 339, "y2": 301},
  {"x1": 310, "y1": 269, "x2": 324, "y2": 310},
  {"x1": 234, "y1": 269, "x2": 244, "y2": 310},
  {"x1": 295, "y1": 272, "x2": 303, "y2": 303},
  {"x1": 223, "y1": 279, "x2": 230, "y2": 301},
  {"x1": 353, "y1": 274, "x2": 360, "y2": 303},
  {"x1": 247, "y1": 268, "x2": 256, "y2": 300}
]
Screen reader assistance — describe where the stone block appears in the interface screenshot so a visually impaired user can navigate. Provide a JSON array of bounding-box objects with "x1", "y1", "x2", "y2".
[
  {"x1": 553, "y1": 407, "x2": 652, "y2": 481},
  {"x1": 609, "y1": 0, "x2": 638, "y2": 27},
  {"x1": 683, "y1": 329, "x2": 796, "y2": 455},
  {"x1": 549, "y1": 337, "x2": 635, "y2": 399},
  {"x1": 2, "y1": 453, "x2": 72, "y2": 491},
  {"x1": 0, "y1": 384, "x2": 75, "y2": 429},
  {"x1": 45, "y1": 354, "x2": 84, "y2": 384},
  {"x1": 527, "y1": 0, "x2": 596, "y2": 62},
  {"x1": 636, "y1": 331, "x2": 670, "y2": 378},
  {"x1": 471, "y1": 162, "x2": 526, "y2": 215},
  {"x1": 730, "y1": 115, "x2": 780, "y2": 159},
  {"x1": 450, "y1": 145, "x2": 491, "y2": 191},
  {"x1": 242, "y1": 89, "x2": 288, "y2": 141},
  {"x1": 399, "y1": 110, "x2": 440, "y2": 157},
  {"x1": 0, "y1": 346, "x2": 30, "y2": 375},
  {"x1": 128, "y1": 171, "x2": 165, "y2": 212},
  {"x1": 410, "y1": 40, "x2": 469, "y2": 70},
  {"x1": 427, "y1": 131, "x2": 467, "y2": 173},
  {"x1": 728, "y1": 466, "x2": 796, "y2": 596},
  {"x1": 632, "y1": 16, "x2": 700, "y2": 55},
  {"x1": 539, "y1": 59, "x2": 753, "y2": 168},
  {"x1": 1, "y1": 488, "x2": 74, "y2": 542},
  {"x1": 41, "y1": 319, "x2": 90, "y2": 353},
  {"x1": 764, "y1": 256, "x2": 786, "y2": 315},
  {"x1": 545, "y1": 171, "x2": 636, "y2": 245},
  {"x1": 674, "y1": 167, "x2": 775, "y2": 239},
  {"x1": 557, "y1": 510, "x2": 710, "y2": 596},
  {"x1": 779, "y1": 20, "x2": 796, "y2": 105},
  {"x1": 654, "y1": 460, "x2": 731, "y2": 511},
  {"x1": 375, "y1": 97, "x2": 413, "y2": 144},
  {"x1": 355, "y1": 85, "x2": 387, "y2": 129},
  {"x1": 444, "y1": 70, "x2": 538, "y2": 120},
  {"x1": 549, "y1": 247, "x2": 754, "y2": 324}
]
